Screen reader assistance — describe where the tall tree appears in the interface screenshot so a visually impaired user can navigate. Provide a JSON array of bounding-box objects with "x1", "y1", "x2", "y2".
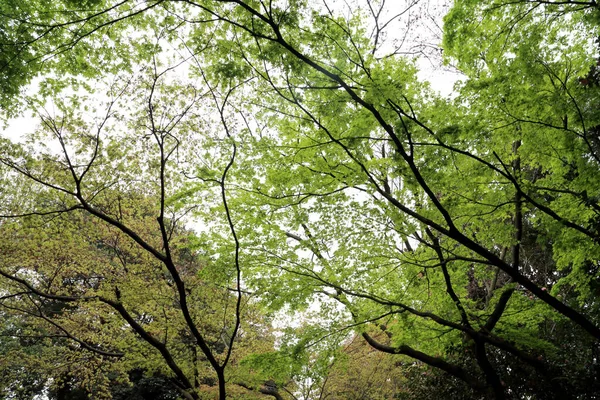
[
  {"x1": 1, "y1": 1, "x2": 600, "y2": 398},
  {"x1": 0, "y1": 49, "x2": 277, "y2": 398}
]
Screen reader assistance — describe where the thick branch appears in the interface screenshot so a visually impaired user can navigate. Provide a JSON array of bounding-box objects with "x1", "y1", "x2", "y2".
[{"x1": 362, "y1": 332, "x2": 486, "y2": 391}]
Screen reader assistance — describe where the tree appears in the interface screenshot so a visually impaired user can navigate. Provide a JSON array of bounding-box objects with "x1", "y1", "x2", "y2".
[
  {"x1": 215, "y1": 1, "x2": 600, "y2": 396},
  {"x1": 0, "y1": 51, "x2": 280, "y2": 398},
  {"x1": 1, "y1": 0, "x2": 600, "y2": 399},
  {"x1": 0, "y1": 187, "x2": 277, "y2": 399},
  {"x1": 318, "y1": 331, "x2": 410, "y2": 400}
]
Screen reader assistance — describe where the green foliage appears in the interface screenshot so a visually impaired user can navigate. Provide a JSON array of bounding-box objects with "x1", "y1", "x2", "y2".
[{"x1": 2, "y1": 0, "x2": 600, "y2": 399}]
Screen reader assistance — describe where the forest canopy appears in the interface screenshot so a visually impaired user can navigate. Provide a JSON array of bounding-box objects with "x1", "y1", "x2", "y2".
[{"x1": 1, "y1": 1, "x2": 600, "y2": 399}]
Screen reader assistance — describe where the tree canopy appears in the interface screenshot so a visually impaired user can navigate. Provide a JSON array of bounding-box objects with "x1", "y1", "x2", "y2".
[{"x1": 1, "y1": 0, "x2": 600, "y2": 399}]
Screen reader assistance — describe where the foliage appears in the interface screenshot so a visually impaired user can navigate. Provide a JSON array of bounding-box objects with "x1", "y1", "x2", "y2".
[
  {"x1": 1, "y1": 1, "x2": 600, "y2": 399},
  {"x1": 0, "y1": 191, "x2": 275, "y2": 398}
]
